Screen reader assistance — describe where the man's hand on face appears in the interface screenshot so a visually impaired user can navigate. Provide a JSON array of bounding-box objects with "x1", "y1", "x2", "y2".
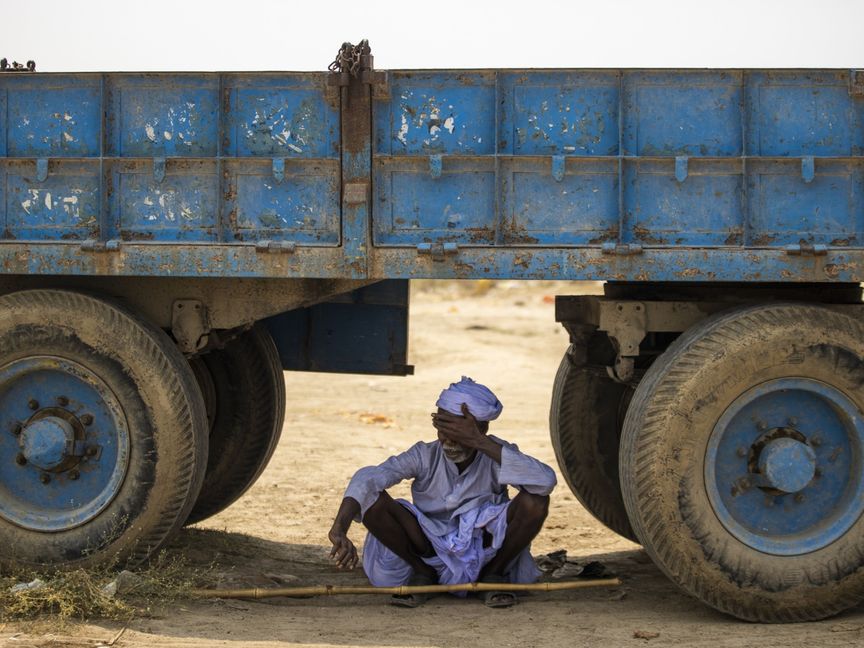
[
  {"x1": 432, "y1": 403, "x2": 485, "y2": 449},
  {"x1": 328, "y1": 527, "x2": 358, "y2": 570}
]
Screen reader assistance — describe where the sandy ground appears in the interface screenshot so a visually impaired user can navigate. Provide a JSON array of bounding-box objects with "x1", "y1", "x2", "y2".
[{"x1": 3, "y1": 280, "x2": 864, "y2": 647}]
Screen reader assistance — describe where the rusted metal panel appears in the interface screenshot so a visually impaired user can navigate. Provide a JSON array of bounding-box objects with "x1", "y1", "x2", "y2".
[
  {"x1": 0, "y1": 70, "x2": 343, "y2": 259},
  {"x1": 3, "y1": 74, "x2": 101, "y2": 157},
  {"x1": 223, "y1": 74, "x2": 338, "y2": 158},
  {"x1": 110, "y1": 159, "x2": 218, "y2": 242},
  {"x1": 222, "y1": 158, "x2": 340, "y2": 245},
  {"x1": 1, "y1": 160, "x2": 100, "y2": 241},
  {"x1": 371, "y1": 67, "x2": 863, "y2": 274},
  {"x1": 1, "y1": 61, "x2": 863, "y2": 282},
  {"x1": 105, "y1": 75, "x2": 219, "y2": 157}
]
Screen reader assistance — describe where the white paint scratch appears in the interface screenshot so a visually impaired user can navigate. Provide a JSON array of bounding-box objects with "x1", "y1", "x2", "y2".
[
  {"x1": 443, "y1": 117, "x2": 455, "y2": 134},
  {"x1": 397, "y1": 113, "x2": 409, "y2": 146},
  {"x1": 145, "y1": 124, "x2": 157, "y2": 142},
  {"x1": 44, "y1": 192, "x2": 53, "y2": 210}
]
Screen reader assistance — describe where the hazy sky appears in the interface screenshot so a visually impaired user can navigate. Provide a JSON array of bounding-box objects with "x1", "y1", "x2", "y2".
[{"x1": 1, "y1": 0, "x2": 862, "y2": 72}]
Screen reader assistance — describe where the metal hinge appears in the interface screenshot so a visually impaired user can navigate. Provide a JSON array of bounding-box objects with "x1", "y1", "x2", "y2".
[
  {"x1": 850, "y1": 70, "x2": 864, "y2": 97},
  {"x1": 785, "y1": 243, "x2": 827, "y2": 256},
  {"x1": 255, "y1": 240, "x2": 296, "y2": 254},
  {"x1": 417, "y1": 242, "x2": 458, "y2": 261},
  {"x1": 80, "y1": 239, "x2": 120, "y2": 252},
  {"x1": 601, "y1": 242, "x2": 643, "y2": 256}
]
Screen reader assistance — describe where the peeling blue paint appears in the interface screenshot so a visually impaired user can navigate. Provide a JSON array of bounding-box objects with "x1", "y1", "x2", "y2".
[{"x1": 0, "y1": 69, "x2": 862, "y2": 280}]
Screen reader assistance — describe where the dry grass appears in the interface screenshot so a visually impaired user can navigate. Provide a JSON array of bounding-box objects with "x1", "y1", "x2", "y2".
[{"x1": 0, "y1": 552, "x2": 212, "y2": 623}]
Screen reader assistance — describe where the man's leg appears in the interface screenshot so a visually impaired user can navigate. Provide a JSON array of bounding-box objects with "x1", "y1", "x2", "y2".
[
  {"x1": 479, "y1": 490, "x2": 550, "y2": 580},
  {"x1": 363, "y1": 491, "x2": 438, "y2": 581}
]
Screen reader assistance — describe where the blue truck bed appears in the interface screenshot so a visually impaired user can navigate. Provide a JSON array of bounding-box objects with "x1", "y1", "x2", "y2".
[{"x1": 1, "y1": 68, "x2": 862, "y2": 281}]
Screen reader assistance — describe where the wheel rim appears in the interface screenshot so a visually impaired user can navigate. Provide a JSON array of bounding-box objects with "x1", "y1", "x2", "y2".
[
  {"x1": 705, "y1": 377, "x2": 864, "y2": 555},
  {"x1": 0, "y1": 356, "x2": 130, "y2": 532}
]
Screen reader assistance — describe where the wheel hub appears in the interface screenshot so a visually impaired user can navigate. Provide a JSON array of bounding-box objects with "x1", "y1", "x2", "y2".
[
  {"x1": 705, "y1": 377, "x2": 864, "y2": 555},
  {"x1": 0, "y1": 356, "x2": 130, "y2": 532},
  {"x1": 757, "y1": 437, "x2": 816, "y2": 493},
  {"x1": 19, "y1": 416, "x2": 75, "y2": 471}
]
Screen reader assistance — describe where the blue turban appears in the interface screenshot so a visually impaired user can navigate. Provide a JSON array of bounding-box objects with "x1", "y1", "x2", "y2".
[{"x1": 436, "y1": 376, "x2": 503, "y2": 422}]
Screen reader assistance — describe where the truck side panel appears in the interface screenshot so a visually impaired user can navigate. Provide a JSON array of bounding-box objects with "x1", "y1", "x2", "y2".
[{"x1": 1, "y1": 69, "x2": 862, "y2": 281}]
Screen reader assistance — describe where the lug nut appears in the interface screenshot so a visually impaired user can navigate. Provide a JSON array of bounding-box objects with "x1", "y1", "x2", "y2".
[
  {"x1": 80, "y1": 414, "x2": 94, "y2": 426},
  {"x1": 68, "y1": 470, "x2": 79, "y2": 481},
  {"x1": 57, "y1": 396, "x2": 69, "y2": 407},
  {"x1": 736, "y1": 447, "x2": 747, "y2": 458},
  {"x1": 756, "y1": 421, "x2": 767, "y2": 432},
  {"x1": 15, "y1": 454, "x2": 26, "y2": 466},
  {"x1": 787, "y1": 417, "x2": 798, "y2": 427},
  {"x1": 815, "y1": 467, "x2": 823, "y2": 478},
  {"x1": 795, "y1": 493, "x2": 805, "y2": 503},
  {"x1": 811, "y1": 436, "x2": 822, "y2": 447},
  {"x1": 85, "y1": 446, "x2": 97, "y2": 457},
  {"x1": 12, "y1": 423, "x2": 22, "y2": 436},
  {"x1": 764, "y1": 496, "x2": 774, "y2": 508},
  {"x1": 28, "y1": 399, "x2": 39, "y2": 410},
  {"x1": 39, "y1": 473, "x2": 51, "y2": 484}
]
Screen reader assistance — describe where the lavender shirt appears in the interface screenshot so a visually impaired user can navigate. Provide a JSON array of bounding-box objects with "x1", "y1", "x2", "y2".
[{"x1": 344, "y1": 436, "x2": 557, "y2": 537}]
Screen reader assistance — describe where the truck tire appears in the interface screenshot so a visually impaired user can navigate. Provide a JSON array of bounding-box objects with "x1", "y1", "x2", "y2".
[
  {"x1": 550, "y1": 345, "x2": 637, "y2": 542},
  {"x1": 0, "y1": 290, "x2": 208, "y2": 569},
  {"x1": 620, "y1": 303, "x2": 864, "y2": 622},
  {"x1": 185, "y1": 325, "x2": 285, "y2": 524}
]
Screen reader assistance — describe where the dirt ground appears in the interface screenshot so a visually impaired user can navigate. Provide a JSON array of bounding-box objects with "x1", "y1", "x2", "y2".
[{"x1": 3, "y1": 280, "x2": 864, "y2": 647}]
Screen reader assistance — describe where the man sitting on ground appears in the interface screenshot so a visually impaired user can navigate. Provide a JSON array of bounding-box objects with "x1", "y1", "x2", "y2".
[{"x1": 328, "y1": 377, "x2": 557, "y2": 608}]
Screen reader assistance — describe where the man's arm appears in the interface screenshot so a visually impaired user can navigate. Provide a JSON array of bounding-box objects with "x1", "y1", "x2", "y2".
[
  {"x1": 328, "y1": 444, "x2": 424, "y2": 569},
  {"x1": 328, "y1": 497, "x2": 361, "y2": 570},
  {"x1": 496, "y1": 442, "x2": 557, "y2": 495}
]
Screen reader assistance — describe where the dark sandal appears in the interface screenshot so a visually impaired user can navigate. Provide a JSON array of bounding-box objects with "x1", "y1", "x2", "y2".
[
  {"x1": 481, "y1": 575, "x2": 518, "y2": 609},
  {"x1": 390, "y1": 573, "x2": 437, "y2": 608}
]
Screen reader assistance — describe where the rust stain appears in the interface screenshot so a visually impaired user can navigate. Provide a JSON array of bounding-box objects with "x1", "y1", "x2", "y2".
[
  {"x1": 465, "y1": 226, "x2": 495, "y2": 244},
  {"x1": 120, "y1": 231, "x2": 155, "y2": 241},
  {"x1": 751, "y1": 233, "x2": 776, "y2": 246},
  {"x1": 724, "y1": 230, "x2": 743, "y2": 246},
  {"x1": 677, "y1": 268, "x2": 700, "y2": 278},
  {"x1": 632, "y1": 225, "x2": 666, "y2": 245},
  {"x1": 588, "y1": 227, "x2": 619, "y2": 245}
]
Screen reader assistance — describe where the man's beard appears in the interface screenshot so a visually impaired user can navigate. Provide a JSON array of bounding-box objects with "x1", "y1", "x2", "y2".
[{"x1": 442, "y1": 442, "x2": 473, "y2": 464}]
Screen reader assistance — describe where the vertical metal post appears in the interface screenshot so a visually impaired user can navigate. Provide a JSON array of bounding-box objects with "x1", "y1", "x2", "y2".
[
  {"x1": 616, "y1": 70, "x2": 625, "y2": 245},
  {"x1": 99, "y1": 74, "x2": 108, "y2": 242},
  {"x1": 217, "y1": 73, "x2": 226, "y2": 243},
  {"x1": 493, "y1": 71, "x2": 504, "y2": 246},
  {"x1": 741, "y1": 71, "x2": 751, "y2": 247},
  {"x1": 339, "y1": 47, "x2": 373, "y2": 279}
]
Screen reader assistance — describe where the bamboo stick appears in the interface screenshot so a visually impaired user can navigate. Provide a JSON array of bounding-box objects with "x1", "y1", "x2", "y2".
[{"x1": 190, "y1": 577, "x2": 621, "y2": 599}]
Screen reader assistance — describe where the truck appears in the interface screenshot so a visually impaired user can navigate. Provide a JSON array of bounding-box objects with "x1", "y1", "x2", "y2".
[{"x1": 0, "y1": 42, "x2": 862, "y2": 622}]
